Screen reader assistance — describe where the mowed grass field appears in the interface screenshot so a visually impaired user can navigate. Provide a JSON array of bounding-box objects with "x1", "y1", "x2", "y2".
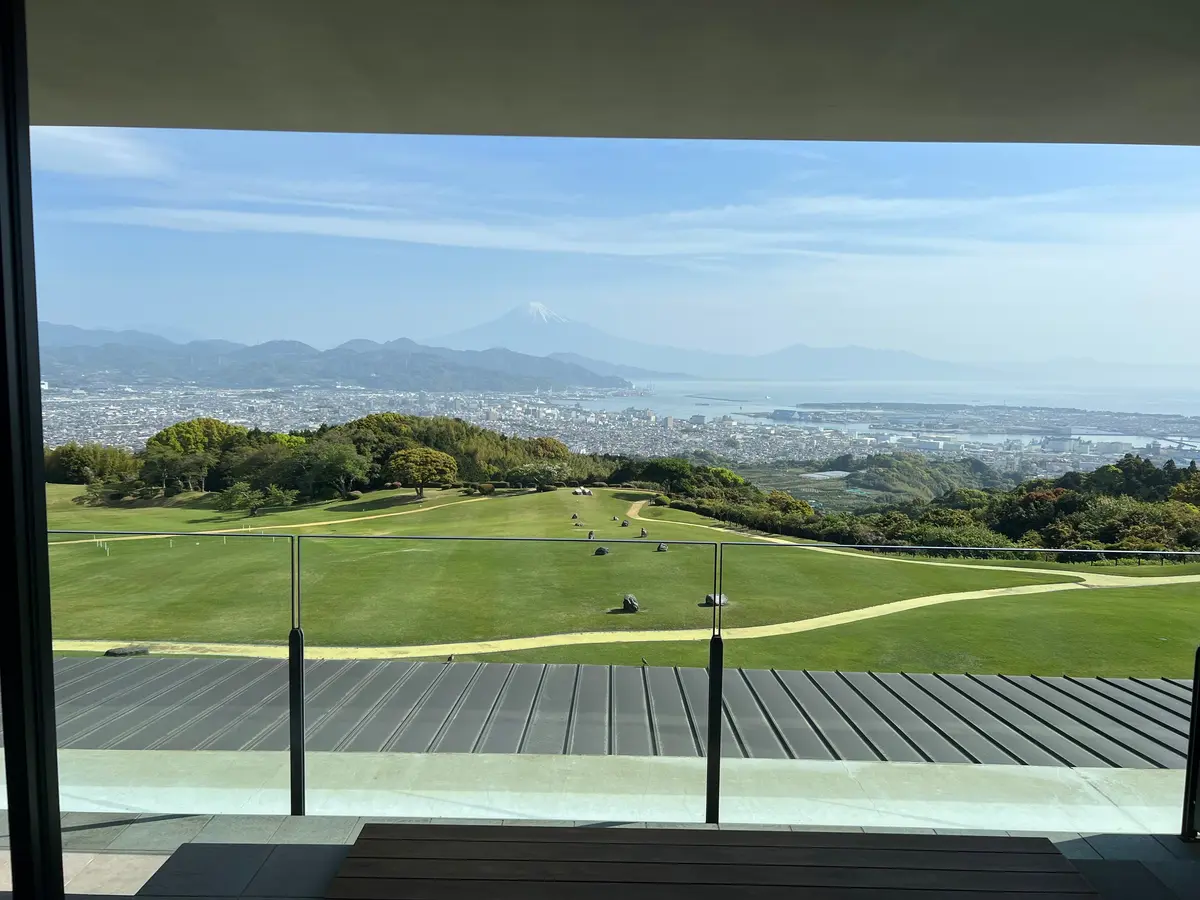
[
  {"x1": 46, "y1": 484, "x2": 1200, "y2": 674},
  {"x1": 49, "y1": 485, "x2": 1073, "y2": 646},
  {"x1": 477, "y1": 585, "x2": 1200, "y2": 678}
]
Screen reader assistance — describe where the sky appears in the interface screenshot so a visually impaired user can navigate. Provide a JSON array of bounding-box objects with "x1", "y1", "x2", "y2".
[{"x1": 27, "y1": 127, "x2": 1200, "y2": 364}]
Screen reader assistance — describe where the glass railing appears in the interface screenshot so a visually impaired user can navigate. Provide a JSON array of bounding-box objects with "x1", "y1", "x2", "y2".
[
  {"x1": 39, "y1": 530, "x2": 1200, "y2": 833},
  {"x1": 297, "y1": 533, "x2": 719, "y2": 823},
  {"x1": 47, "y1": 530, "x2": 294, "y2": 816},
  {"x1": 718, "y1": 542, "x2": 1200, "y2": 833}
]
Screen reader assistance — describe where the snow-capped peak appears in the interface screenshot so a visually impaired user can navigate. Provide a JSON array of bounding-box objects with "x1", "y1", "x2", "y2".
[{"x1": 524, "y1": 302, "x2": 568, "y2": 324}]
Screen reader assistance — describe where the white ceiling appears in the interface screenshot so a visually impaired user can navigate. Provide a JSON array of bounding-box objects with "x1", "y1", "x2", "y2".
[{"x1": 25, "y1": 0, "x2": 1200, "y2": 144}]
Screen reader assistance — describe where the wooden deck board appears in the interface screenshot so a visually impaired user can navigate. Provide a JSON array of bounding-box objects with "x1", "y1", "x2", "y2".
[{"x1": 329, "y1": 824, "x2": 1099, "y2": 899}]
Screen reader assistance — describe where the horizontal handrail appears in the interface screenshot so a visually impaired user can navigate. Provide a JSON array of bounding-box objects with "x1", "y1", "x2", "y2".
[
  {"x1": 48, "y1": 529, "x2": 1200, "y2": 557},
  {"x1": 294, "y1": 533, "x2": 717, "y2": 545},
  {"x1": 718, "y1": 540, "x2": 1200, "y2": 557},
  {"x1": 49, "y1": 529, "x2": 294, "y2": 539}
]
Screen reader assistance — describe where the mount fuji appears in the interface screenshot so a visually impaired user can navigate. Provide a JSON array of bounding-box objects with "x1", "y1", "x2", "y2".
[{"x1": 436, "y1": 303, "x2": 975, "y2": 381}]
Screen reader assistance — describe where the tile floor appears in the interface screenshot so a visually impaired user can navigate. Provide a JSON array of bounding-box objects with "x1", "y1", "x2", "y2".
[
  {"x1": 0, "y1": 813, "x2": 1198, "y2": 898},
  {"x1": 23, "y1": 748, "x2": 1185, "y2": 834}
]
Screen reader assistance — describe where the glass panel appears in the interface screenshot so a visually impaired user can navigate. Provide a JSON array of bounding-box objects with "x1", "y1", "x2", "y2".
[
  {"x1": 301, "y1": 527, "x2": 718, "y2": 824},
  {"x1": 715, "y1": 542, "x2": 1200, "y2": 833},
  {"x1": 48, "y1": 530, "x2": 292, "y2": 817}
]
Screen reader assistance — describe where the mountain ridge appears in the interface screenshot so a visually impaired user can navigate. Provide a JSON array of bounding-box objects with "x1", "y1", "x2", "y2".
[
  {"x1": 436, "y1": 303, "x2": 977, "y2": 381},
  {"x1": 38, "y1": 322, "x2": 627, "y2": 392}
]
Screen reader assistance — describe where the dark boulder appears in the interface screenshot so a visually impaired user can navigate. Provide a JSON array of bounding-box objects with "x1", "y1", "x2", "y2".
[
  {"x1": 703, "y1": 593, "x2": 729, "y2": 607},
  {"x1": 105, "y1": 645, "x2": 150, "y2": 657},
  {"x1": 622, "y1": 594, "x2": 640, "y2": 613},
  {"x1": 656, "y1": 542, "x2": 668, "y2": 552},
  {"x1": 595, "y1": 546, "x2": 611, "y2": 556}
]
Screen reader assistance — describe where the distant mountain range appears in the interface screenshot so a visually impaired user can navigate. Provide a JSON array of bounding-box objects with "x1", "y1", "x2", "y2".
[
  {"x1": 37, "y1": 323, "x2": 627, "y2": 392},
  {"x1": 45, "y1": 306, "x2": 1198, "y2": 394},
  {"x1": 437, "y1": 303, "x2": 978, "y2": 382}
]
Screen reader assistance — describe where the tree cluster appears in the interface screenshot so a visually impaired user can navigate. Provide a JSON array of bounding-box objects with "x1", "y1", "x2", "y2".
[
  {"x1": 54, "y1": 413, "x2": 620, "y2": 513},
  {"x1": 672, "y1": 454, "x2": 1200, "y2": 556}
]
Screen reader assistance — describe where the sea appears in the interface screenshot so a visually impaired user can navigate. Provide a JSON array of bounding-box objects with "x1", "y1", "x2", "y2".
[{"x1": 567, "y1": 379, "x2": 1200, "y2": 448}]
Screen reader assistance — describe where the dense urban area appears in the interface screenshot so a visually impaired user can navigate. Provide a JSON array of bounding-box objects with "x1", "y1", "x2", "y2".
[{"x1": 42, "y1": 383, "x2": 1200, "y2": 479}]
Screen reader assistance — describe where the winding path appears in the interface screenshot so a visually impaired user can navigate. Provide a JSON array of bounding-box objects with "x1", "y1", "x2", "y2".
[
  {"x1": 49, "y1": 495, "x2": 492, "y2": 546},
  {"x1": 50, "y1": 492, "x2": 1200, "y2": 659}
]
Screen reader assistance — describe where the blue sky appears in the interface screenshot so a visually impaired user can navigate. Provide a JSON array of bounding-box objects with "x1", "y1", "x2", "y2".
[{"x1": 28, "y1": 127, "x2": 1200, "y2": 363}]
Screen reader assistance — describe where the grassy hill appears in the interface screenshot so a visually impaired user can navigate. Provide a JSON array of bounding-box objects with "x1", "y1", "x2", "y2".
[
  {"x1": 476, "y1": 584, "x2": 1200, "y2": 678},
  {"x1": 47, "y1": 482, "x2": 1200, "y2": 676}
]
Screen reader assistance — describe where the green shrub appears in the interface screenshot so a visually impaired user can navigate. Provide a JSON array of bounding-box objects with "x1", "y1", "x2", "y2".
[
  {"x1": 589, "y1": 482, "x2": 608, "y2": 488},
  {"x1": 537, "y1": 484, "x2": 559, "y2": 492},
  {"x1": 478, "y1": 483, "x2": 496, "y2": 495},
  {"x1": 346, "y1": 490, "x2": 364, "y2": 500},
  {"x1": 491, "y1": 481, "x2": 509, "y2": 488}
]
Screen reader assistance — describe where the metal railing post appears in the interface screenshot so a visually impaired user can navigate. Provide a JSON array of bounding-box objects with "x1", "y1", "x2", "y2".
[
  {"x1": 705, "y1": 542, "x2": 724, "y2": 824},
  {"x1": 1182, "y1": 646, "x2": 1200, "y2": 841},
  {"x1": 289, "y1": 535, "x2": 305, "y2": 816}
]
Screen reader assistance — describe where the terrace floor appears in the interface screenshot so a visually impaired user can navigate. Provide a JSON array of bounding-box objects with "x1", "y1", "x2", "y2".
[
  {"x1": 1, "y1": 814, "x2": 1197, "y2": 899},
  {"x1": 1, "y1": 660, "x2": 1195, "y2": 895},
  {"x1": 19, "y1": 658, "x2": 1194, "y2": 767}
]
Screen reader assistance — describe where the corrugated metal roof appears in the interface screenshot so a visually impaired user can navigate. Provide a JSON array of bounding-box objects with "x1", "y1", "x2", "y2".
[{"x1": 4, "y1": 658, "x2": 1191, "y2": 768}]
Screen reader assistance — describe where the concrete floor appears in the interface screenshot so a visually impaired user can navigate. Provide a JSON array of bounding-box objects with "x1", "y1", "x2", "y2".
[
  {"x1": 1, "y1": 748, "x2": 1193, "y2": 896},
  {"x1": 2, "y1": 813, "x2": 1198, "y2": 899},
  {"x1": 9, "y1": 748, "x2": 1182, "y2": 834}
]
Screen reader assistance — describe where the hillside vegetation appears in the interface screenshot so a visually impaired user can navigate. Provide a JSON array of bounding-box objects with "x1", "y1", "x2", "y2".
[
  {"x1": 45, "y1": 417, "x2": 1200, "y2": 555},
  {"x1": 676, "y1": 453, "x2": 1200, "y2": 555},
  {"x1": 47, "y1": 414, "x2": 623, "y2": 512},
  {"x1": 738, "y1": 452, "x2": 1019, "y2": 508}
]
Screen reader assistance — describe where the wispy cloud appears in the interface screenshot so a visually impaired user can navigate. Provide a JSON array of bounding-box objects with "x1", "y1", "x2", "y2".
[
  {"x1": 64, "y1": 187, "x2": 1130, "y2": 260},
  {"x1": 67, "y1": 205, "x2": 836, "y2": 258},
  {"x1": 30, "y1": 127, "x2": 173, "y2": 178},
  {"x1": 37, "y1": 127, "x2": 1200, "y2": 264}
]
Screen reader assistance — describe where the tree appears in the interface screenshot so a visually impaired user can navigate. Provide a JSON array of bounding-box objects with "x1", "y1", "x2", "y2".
[
  {"x1": 45, "y1": 442, "x2": 138, "y2": 484},
  {"x1": 703, "y1": 466, "x2": 745, "y2": 487},
  {"x1": 264, "y1": 485, "x2": 299, "y2": 509},
  {"x1": 385, "y1": 447, "x2": 458, "y2": 497},
  {"x1": 1172, "y1": 473, "x2": 1200, "y2": 507},
  {"x1": 506, "y1": 461, "x2": 565, "y2": 488},
  {"x1": 765, "y1": 490, "x2": 814, "y2": 517},
  {"x1": 529, "y1": 436, "x2": 571, "y2": 459},
  {"x1": 641, "y1": 458, "x2": 695, "y2": 493},
  {"x1": 138, "y1": 444, "x2": 187, "y2": 494},
  {"x1": 295, "y1": 439, "x2": 371, "y2": 499},
  {"x1": 146, "y1": 417, "x2": 247, "y2": 456},
  {"x1": 178, "y1": 451, "x2": 218, "y2": 492},
  {"x1": 215, "y1": 481, "x2": 266, "y2": 516}
]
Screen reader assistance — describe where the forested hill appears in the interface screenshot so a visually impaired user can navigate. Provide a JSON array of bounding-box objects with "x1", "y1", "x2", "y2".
[
  {"x1": 47, "y1": 414, "x2": 622, "y2": 507},
  {"x1": 43, "y1": 419, "x2": 1200, "y2": 553},
  {"x1": 739, "y1": 452, "x2": 1019, "y2": 506},
  {"x1": 674, "y1": 453, "x2": 1200, "y2": 554}
]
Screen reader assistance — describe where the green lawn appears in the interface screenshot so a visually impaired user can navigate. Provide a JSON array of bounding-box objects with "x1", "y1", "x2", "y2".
[
  {"x1": 46, "y1": 484, "x2": 1199, "y2": 675},
  {"x1": 48, "y1": 486, "x2": 1072, "y2": 647},
  {"x1": 472, "y1": 584, "x2": 1200, "y2": 677},
  {"x1": 46, "y1": 482, "x2": 479, "y2": 536}
]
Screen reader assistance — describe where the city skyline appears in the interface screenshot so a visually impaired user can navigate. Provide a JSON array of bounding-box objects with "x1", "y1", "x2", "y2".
[{"x1": 28, "y1": 127, "x2": 1200, "y2": 364}]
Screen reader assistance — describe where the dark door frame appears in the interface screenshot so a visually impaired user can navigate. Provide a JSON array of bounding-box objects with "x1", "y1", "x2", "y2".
[{"x1": 0, "y1": 0, "x2": 65, "y2": 896}]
